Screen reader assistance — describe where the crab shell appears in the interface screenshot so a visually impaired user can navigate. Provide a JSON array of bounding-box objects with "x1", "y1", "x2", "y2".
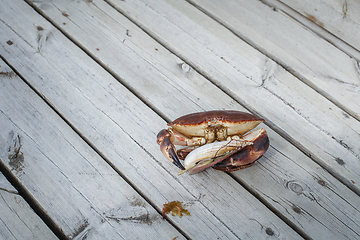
[
  {"x1": 168, "y1": 110, "x2": 264, "y2": 143},
  {"x1": 157, "y1": 110, "x2": 269, "y2": 174}
]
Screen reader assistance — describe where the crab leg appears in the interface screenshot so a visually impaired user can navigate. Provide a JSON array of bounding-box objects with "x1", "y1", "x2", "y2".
[
  {"x1": 157, "y1": 129, "x2": 185, "y2": 170},
  {"x1": 157, "y1": 128, "x2": 207, "y2": 170},
  {"x1": 170, "y1": 129, "x2": 206, "y2": 147},
  {"x1": 214, "y1": 128, "x2": 269, "y2": 172}
]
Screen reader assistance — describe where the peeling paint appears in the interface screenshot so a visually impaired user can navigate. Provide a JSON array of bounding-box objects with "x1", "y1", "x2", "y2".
[
  {"x1": 0, "y1": 71, "x2": 16, "y2": 78},
  {"x1": 36, "y1": 26, "x2": 52, "y2": 53},
  {"x1": 70, "y1": 219, "x2": 90, "y2": 240},
  {"x1": 7, "y1": 132, "x2": 24, "y2": 174},
  {"x1": 260, "y1": 59, "x2": 277, "y2": 87}
]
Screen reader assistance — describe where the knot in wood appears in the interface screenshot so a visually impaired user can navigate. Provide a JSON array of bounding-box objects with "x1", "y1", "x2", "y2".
[{"x1": 286, "y1": 180, "x2": 304, "y2": 195}]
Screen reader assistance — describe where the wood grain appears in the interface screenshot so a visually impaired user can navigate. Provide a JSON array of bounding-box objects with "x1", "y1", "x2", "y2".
[
  {"x1": 107, "y1": 0, "x2": 360, "y2": 195},
  {"x1": 2, "y1": 0, "x2": 360, "y2": 239},
  {"x1": 185, "y1": 0, "x2": 360, "y2": 122},
  {"x1": 0, "y1": 58, "x2": 184, "y2": 239},
  {"x1": 279, "y1": 0, "x2": 360, "y2": 51},
  {"x1": 0, "y1": 173, "x2": 57, "y2": 239},
  {"x1": 12, "y1": 0, "x2": 360, "y2": 239},
  {"x1": 0, "y1": 0, "x2": 299, "y2": 239}
]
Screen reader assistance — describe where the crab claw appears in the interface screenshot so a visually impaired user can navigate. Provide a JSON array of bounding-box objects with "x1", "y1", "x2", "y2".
[
  {"x1": 182, "y1": 128, "x2": 269, "y2": 174},
  {"x1": 214, "y1": 128, "x2": 269, "y2": 172},
  {"x1": 157, "y1": 129, "x2": 185, "y2": 170},
  {"x1": 182, "y1": 139, "x2": 253, "y2": 174}
]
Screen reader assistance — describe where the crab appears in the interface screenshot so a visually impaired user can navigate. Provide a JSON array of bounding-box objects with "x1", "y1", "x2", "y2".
[{"x1": 157, "y1": 110, "x2": 269, "y2": 174}]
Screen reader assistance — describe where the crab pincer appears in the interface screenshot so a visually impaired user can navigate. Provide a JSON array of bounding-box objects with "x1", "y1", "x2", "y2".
[{"x1": 157, "y1": 129, "x2": 185, "y2": 170}]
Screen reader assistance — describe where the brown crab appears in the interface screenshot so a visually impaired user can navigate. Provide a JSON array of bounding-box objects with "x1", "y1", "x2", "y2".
[{"x1": 157, "y1": 110, "x2": 269, "y2": 174}]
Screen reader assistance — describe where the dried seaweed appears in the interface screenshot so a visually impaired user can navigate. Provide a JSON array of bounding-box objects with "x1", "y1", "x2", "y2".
[{"x1": 162, "y1": 201, "x2": 190, "y2": 219}]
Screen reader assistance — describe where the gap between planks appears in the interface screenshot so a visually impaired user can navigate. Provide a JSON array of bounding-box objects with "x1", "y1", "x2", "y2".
[
  {"x1": 29, "y1": 0, "x2": 359, "y2": 215},
  {"x1": 0, "y1": 162, "x2": 66, "y2": 240},
  {"x1": 105, "y1": 0, "x2": 360, "y2": 197},
  {"x1": 262, "y1": 0, "x2": 360, "y2": 60},
  {"x1": 0, "y1": 51, "x2": 191, "y2": 240},
  {"x1": 23, "y1": 0, "x2": 172, "y2": 124},
  {"x1": 12, "y1": 1, "x2": 191, "y2": 234},
  {"x1": 185, "y1": 0, "x2": 360, "y2": 122},
  {"x1": 2, "y1": 0, "x2": 360, "y2": 238},
  {"x1": 0, "y1": 1, "x2": 300, "y2": 238}
]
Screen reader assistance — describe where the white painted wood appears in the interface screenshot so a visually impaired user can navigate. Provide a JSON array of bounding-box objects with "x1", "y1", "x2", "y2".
[
  {"x1": 0, "y1": 1, "x2": 300, "y2": 239},
  {"x1": 6, "y1": 0, "x2": 360, "y2": 239},
  {"x1": 108, "y1": 0, "x2": 360, "y2": 195},
  {"x1": 260, "y1": 0, "x2": 360, "y2": 61},
  {"x1": 183, "y1": 0, "x2": 360, "y2": 122},
  {"x1": 0, "y1": 173, "x2": 16, "y2": 193},
  {"x1": 0, "y1": 61, "x2": 184, "y2": 239},
  {"x1": 278, "y1": 0, "x2": 360, "y2": 52},
  {"x1": 0, "y1": 173, "x2": 58, "y2": 240}
]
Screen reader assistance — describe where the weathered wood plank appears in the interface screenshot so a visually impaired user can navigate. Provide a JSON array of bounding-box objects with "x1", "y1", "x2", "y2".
[
  {"x1": 0, "y1": 173, "x2": 58, "y2": 240},
  {"x1": 184, "y1": 0, "x2": 360, "y2": 121},
  {"x1": 259, "y1": 0, "x2": 360, "y2": 61},
  {"x1": 278, "y1": 0, "x2": 360, "y2": 51},
  {"x1": 0, "y1": 1, "x2": 300, "y2": 239},
  {"x1": 17, "y1": 0, "x2": 360, "y2": 239},
  {"x1": 0, "y1": 60, "x2": 185, "y2": 239},
  {"x1": 108, "y1": 0, "x2": 360, "y2": 195}
]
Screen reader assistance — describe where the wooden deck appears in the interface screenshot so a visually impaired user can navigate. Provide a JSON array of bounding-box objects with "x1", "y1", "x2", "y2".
[{"x1": 1, "y1": 0, "x2": 360, "y2": 239}]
